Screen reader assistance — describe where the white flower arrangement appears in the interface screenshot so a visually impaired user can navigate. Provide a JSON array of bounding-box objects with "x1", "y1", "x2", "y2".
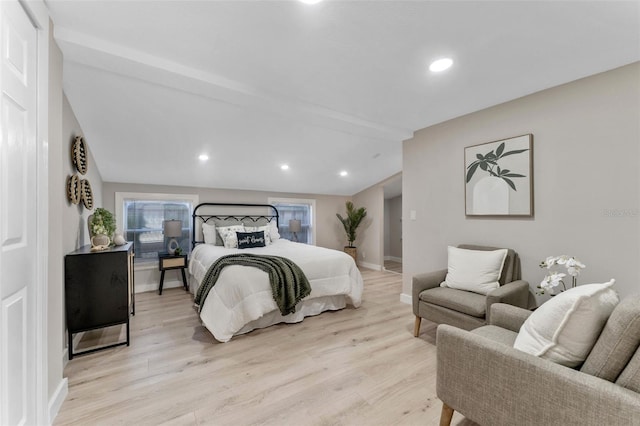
[{"x1": 538, "y1": 255, "x2": 586, "y2": 295}]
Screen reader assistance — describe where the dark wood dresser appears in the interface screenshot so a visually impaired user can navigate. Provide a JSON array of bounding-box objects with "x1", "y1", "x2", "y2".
[{"x1": 64, "y1": 242, "x2": 134, "y2": 359}]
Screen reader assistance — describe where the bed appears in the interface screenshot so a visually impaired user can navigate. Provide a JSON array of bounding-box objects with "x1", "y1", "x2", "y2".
[{"x1": 188, "y1": 202, "x2": 364, "y2": 342}]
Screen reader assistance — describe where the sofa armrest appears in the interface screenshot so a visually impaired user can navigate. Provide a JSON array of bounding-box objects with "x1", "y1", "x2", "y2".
[
  {"x1": 436, "y1": 325, "x2": 640, "y2": 426},
  {"x1": 412, "y1": 269, "x2": 447, "y2": 314},
  {"x1": 489, "y1": 303, "x2": 532, "y2": 332},
  {"x1": 485, "y1": 279, "x2": 529, "y2": 322}
]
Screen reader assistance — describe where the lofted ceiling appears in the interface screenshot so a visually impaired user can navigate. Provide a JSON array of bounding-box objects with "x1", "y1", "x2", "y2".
[{"x1": 48, "y1": 1, "x2": 640, "y2": 196}]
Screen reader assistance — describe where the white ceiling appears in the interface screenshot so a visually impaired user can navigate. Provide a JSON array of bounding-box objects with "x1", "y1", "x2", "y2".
[{"x1": 48, "y1": 1, "x2": 640, "y2": 196}]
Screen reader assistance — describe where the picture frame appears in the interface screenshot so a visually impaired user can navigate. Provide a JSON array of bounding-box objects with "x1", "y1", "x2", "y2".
[{"x1": 465, "y1": 134, "x2": 533, "y2": 217}]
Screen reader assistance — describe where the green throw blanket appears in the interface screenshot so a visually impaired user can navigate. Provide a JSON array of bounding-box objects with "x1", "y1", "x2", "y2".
[{"x1": 194, "y1": 253, "x2": 311, "y2": 316}]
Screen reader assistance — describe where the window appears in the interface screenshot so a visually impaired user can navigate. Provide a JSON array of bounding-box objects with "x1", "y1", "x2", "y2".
[
  {"x1": 115, "y1": 192, "x2": 198, "y2": 264},
  {"x1": 268, "y1": 198, "x2": 316, "y2": 245}
]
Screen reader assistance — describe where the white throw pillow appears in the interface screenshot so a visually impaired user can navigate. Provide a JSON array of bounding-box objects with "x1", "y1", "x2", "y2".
[
  {"x1": 269, "y1": 220, "x2": 280, "y2": 241},
  {"x1": 514, "y1": 280, "x2": 619, "y2": 368},
  {"x1": 202, "y1": 222, "x2": 217, "y2": 245},
  {"x1": 245, "y1": 225, "x2": 272, "y2": 245},
  {"x1": 440, "y1": 246, "x2": 508, "y2": 295},
  {"x1": 217, "y1": 225, "x2": 245, "y2": 249}
]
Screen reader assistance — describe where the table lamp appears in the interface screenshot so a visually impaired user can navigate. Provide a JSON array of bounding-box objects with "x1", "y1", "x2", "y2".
[
  {"x1": 289, "y1": 219, "x2": 302, "y2": 242},
  {"x1": 163, "y1": 219, "x2": 182, "y2": 255}
]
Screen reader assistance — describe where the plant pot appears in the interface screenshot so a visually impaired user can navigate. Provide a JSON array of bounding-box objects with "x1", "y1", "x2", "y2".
[
  {"x1": 344, "y1": 246, "x2": 357, "y2": 262},
  {"x1": 91, "y1": 234, "x2": 110, "y2": 251}
]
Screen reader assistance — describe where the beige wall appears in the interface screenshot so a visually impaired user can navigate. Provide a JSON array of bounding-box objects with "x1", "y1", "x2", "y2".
[
  {"x1": 352, "y1": 177, "x2": 398, "y2": 269},
  {"x1": 402, "y1": 63, "x2": 640, "y2": 304},
  {"x1": 388, "y1": 195, "x2": 403, "y2": 259},
  {"x1": 62, "y1": 95, "x2": 103, "y2": 250},
  {"x1": 102, "y1": 182, "x2": 349, "y2": 291},
  {"x1": 48, "y1": 23, "x2": 104, "y2": 407}
]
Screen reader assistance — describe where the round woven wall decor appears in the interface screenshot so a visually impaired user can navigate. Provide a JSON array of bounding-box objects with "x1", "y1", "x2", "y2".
[
  {"x1": 72, "y1": 136, "x2": 88, "y2": 175},
  {"x1": 80, "y1": 179, "x2": 94, "y2": 210},
  {"x1": 66, "y1": 174, "x2": 80, "y2": 205}
]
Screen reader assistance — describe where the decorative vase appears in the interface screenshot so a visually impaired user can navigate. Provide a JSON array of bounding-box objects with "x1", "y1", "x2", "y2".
[
  {"x1": 113, "y1": 233, "x2": 126, "y2": 246},
  {"x1": 344, "y1": 246, "x2": 357, "y2": 262},
  {"x1": 91, "y1": 234, "x2": 110, "y2": 251},
  {"x1": 472, "y1": 176, "x2": 509, "y2": 214}
]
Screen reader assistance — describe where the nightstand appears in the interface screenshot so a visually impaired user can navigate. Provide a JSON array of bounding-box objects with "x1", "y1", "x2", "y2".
[{"x1": 158, "y1": 253, "x2": 188, "y2": 295}]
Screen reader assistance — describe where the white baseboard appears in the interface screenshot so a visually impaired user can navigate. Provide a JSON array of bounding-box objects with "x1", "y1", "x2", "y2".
[
  {"x1": 48, "y1": 377, "x2": 68, "y2": 423},
  {"x1": 399, "y1": 293, "x2": 412, "y2": 305},
  {"x1": 135, "y1": 279, "x2": 184, "y2": 294},
  {"x1": 358, "y1": 261, "x2": 382, "y2": 271},
  {"x1": 384, "y1": 256, "x2": 403, "y2": 263}
]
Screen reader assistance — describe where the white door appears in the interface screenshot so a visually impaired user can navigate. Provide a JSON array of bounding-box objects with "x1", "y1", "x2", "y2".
[{"x1": 0, "y1": 1, "x2": 38, "y2": 424}]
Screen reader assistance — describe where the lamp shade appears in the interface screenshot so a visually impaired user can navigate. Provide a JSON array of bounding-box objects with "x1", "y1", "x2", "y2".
[
  {"x1": 289, "y1": 219, "x2": 302, "y2": 233},
  {"x1": 163, "y1": 220, "x2": 182, "y2": 238}
]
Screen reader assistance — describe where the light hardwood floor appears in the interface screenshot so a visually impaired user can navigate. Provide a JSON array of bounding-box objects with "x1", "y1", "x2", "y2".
[
  {"x1": 383, "y1": 260, "x2": 403, "y2": 274},
  {"x1": 56, "y1": 269, "x2": 472, "y2": 426}
]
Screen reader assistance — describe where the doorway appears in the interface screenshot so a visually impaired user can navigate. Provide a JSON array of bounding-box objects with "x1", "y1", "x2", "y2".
[{"x1": 383, "y1": 175, "x2": 402, "y2": 274}]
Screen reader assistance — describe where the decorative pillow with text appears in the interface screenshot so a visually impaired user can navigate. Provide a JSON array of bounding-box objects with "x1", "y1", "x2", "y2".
[
  {"x1": 236, "y1": 231, "x2": 267, "y2": 249},
  {"x1": 244, "y1": 225, "x2": 272, "y2": 245}
]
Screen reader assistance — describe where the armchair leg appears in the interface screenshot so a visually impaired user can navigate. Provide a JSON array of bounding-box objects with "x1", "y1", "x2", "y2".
[
  {"x1": 413, "y1": 315, "x2": 422, "y2": 337},
  {"x1": 439, "y1": 403, "x2": 454, "y2": 426}
]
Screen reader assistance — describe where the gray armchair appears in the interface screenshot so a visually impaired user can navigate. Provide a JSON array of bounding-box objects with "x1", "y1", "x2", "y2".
[
  {"x1": 436, "y1": 299, "x2": 640, "y2": 425},
  {"x1": 412, "y1": 244, "x2": 529, "y2": 336}
]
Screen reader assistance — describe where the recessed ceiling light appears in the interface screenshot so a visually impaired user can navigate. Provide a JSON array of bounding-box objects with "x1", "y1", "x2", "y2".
[
  {"x1": 299, "y1": 0, "x2": 323, "y2": 4},
  {"x1": 429, "y1": 58, "x2": 453, "y2": 73},
  {"x1": 198, "y1": 154, "x2": 209, "y2": 161},
  {"x1": 339, "y1": 171, "x2": 348, "y2": 177},
  {"x1": 281, "y1": 164, "x2": 290, "y2": 171}
]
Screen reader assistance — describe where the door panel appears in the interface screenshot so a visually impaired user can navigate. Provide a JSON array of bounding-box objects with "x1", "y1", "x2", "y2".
[{"x1": 0, "y1": 1, "x2": 38, "y2": 424}]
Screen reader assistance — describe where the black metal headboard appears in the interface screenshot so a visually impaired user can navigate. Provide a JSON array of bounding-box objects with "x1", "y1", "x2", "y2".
[{"x1": 192, "y1": 202, "x2": 279, "y2": 249}]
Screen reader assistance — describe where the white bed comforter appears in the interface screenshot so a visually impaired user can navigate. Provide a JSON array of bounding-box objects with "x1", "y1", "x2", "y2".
[{"x1": 188, "y1": 239, "x2": 363, "y2": 342}]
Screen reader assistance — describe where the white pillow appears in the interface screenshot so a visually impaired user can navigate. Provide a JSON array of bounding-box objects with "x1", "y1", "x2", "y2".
[
  {"x1": 269, "y1": 220, "x2": 280, "y2": 241},
  {"x1": 514, "y1": 280, "x2": 619, "y2": 368},
  {"x1": 245, "y1": 225, "x2": 272, "y2": 245},
  {"x1": 216, "y1": 225, "x2": 245, "y2": 249},
  {"x1": 202, "y1": 222, "x2": 217, "y2": 245},
  {"x1": 440, "y1": 246, "x2": 508, "y2": 295}
]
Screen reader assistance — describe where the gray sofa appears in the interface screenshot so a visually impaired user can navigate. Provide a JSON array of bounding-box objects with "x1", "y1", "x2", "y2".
[
  {"x1": 436, "y1": 299, "x2": 640, "y2": 426},
  {"x1": 412, "y1": 244, "x2": 529, "y2": 336}
]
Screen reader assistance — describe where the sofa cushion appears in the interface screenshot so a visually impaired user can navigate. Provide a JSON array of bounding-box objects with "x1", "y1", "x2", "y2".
[
  {"x1": 581, "y1": 296, "x2": 640, "y2": 382},
  {"x1": 616, "y1": 347, "x2": 640, "y2": 393},
  {"x1": 440, "y1": 246, "x2": 508, "y2": 295},
  {"x1": 472, "y1": 325, "x2": 518, "y2": 346},
  {"x1": 421, "y1": 287, "x2": 486, "y2": 318},
  {"x1": 513, "y1": 280, "x2": 619, "y2": 368}
]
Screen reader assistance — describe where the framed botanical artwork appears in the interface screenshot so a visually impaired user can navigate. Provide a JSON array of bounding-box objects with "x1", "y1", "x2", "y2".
[{"x1": 465, "y1": 134, "x2": 533, "y2": 217}]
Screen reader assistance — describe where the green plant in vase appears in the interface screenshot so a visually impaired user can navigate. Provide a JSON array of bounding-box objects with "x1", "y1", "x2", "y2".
[
  {"x1": 336, "y1": 201, "x2": 367, "y2": 262},
  {"x1": 90, "y1": 207, "x2": 116, "y2": 241}
]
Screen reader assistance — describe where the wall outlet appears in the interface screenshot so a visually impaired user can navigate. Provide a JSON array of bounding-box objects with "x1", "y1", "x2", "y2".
[{"x1": 362, "y1": 251, "x2": 366, "y2": 259}]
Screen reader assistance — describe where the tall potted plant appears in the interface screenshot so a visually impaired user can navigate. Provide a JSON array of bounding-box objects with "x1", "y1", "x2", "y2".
[{"x1": 336, "y1": 201, "x2": 367, "y2": 262}]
